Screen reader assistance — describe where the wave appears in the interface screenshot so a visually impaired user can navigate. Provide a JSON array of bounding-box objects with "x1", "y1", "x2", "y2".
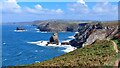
[
  {"x1": 16, "y1": 51, "x2": 23, "y2": 56},
  {"x1": 14, "y1": 30, "x2": 27, "y2": 32},
  {"x1": 36, "y1": 31, "x2": 40, "y2": 32},
  {"x1": 27, "y1": 40, "x2": 76, "y2": 53},
  {"x1": 35, "y1": 28, "x2": 39, "y2": 31},
  {"x1": 36, "y1": 31, "x2": 48, "y2": 33},
  {"x1": 40, "y1": 32, "x2": 48, "y2": 33},
  {"x1": 75, "y1": 32, "x2": 79, "y2": 34},
  {"x1": 3, "y1": 42, "x2": 6, "y2": 45},
  {"x1": 27, "y1": 41, "x2": 48, "y2": 46},
  {"x1": 68, "y1": 36, "x2": 75, "y2": 39},
  {"x1": 62, "y1": 40, "x2": 71, "y2": 42}
]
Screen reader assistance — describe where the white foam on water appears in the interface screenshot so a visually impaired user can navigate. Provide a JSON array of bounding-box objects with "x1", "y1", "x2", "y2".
[
  {"x1": 3, "y1": 42, "x2": 6, "y2": 45},
  {"x1": 27, "y1": 41, "x2": 48, "y2": 46},
  {"x1": 36, "y1": 31, "x2": 48, "y2": 33},
  {"x1": 62, "y1": 40, "x2": 71, "y2": 42},
  {"x1": 61, "y1": 46, "x2": 77, "y2": 53},
  {"x1": 40, "y1": 32, "x2": 48, "y2": 33},
  {"x1": 35, "y1": 61, "x2": 40, "y2": 63},
  {"x1": 35, "y1": 28, "x2": 39, "y2": 31},
  {"x1": 36, "y1": 31, "x2": 40, "y2": 32},
  {"x1": 35, "y1": 50, "x2": 38, "y2": 52},
  {"x1": 68, "y1": 36, "x2": 75, "y2": 39},
  {"x1": 75, "y1": 32, "x2": 79, "y2": 34},
  {"x1": 4, "y1": 59, "x2": 7, "y2": 61},
  {"x1": 27, "y1": 40, "x2": 77, "y2": 53},
  {"x1": 14, "y1": 30, "x2": 27, "y2": 32}
]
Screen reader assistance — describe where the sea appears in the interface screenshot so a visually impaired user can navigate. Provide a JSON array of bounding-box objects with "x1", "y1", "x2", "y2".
[{"x1": 2, "y1": 24, "x2": 75, "y2": 66}]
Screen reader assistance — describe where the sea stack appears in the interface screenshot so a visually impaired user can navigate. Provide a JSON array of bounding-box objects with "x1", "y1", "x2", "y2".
[{"x1": 49, "y1": 32, "x2": 59, "y2": 45}]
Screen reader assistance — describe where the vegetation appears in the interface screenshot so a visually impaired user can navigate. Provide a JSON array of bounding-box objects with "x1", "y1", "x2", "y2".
[{"x1": 27, "y1": 40, "x2": 118, "y2": 66}]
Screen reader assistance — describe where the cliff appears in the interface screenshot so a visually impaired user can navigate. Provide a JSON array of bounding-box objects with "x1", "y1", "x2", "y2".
[
  {"x1": 36, "y1": 22, "x2": 79, "y2": 32},
  {"x1": 69, "y1": 22, "x2": 119, "y2": 48}
]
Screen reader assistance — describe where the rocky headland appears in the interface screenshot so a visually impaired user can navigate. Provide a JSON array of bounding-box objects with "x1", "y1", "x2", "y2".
[{"x1": 34, "y1": 20, "x2": 119, "y2": 48}]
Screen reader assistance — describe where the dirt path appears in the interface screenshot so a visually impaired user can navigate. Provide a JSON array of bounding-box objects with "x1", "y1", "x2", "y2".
[
  {"x1": 111, "y1": 40, "x2": 119, "y2": 67},
  {"x1": 111, "y1": 40, "x2": 119, "y2": 53},
  {"x1": 114, "y1": 58, "x2": 120, "y2": 67}
]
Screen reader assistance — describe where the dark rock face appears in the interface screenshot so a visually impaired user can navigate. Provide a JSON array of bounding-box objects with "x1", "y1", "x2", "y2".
[
  {"x1": 37, "y1": 23, "x2": 51, "y2": 31},
  {"x1": 16, "y1": 27, "x2": 25, "y2": 30},
  {"x1": 69, "y1": 22, "x2": 119, "y2": 48},
  {"x1": 66, "y1": 27, "x2": 74, "y2": 32},
  {"x1": 49, "y1": 32, "x2": 59, "y2": 45},
  {"x1": 69, "y1": 23, "x2": 93, "y2": 48}
]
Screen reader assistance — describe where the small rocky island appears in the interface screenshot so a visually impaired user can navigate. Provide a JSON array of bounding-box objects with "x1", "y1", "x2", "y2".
[
  {"x1": 16, "y1": 27, "x2": 25, "y2": 30},
  {"x1": 15, "y1": 27, "x2": 26, "y2": 32},
  {"x1": 46, "y1": 32, "x2": 59, "y2": 45}
]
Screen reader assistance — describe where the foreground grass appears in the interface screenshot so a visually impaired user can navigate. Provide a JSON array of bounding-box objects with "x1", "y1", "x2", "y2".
[{"x1": 27, "y1": 40, "x2": 118, "y2": 66}]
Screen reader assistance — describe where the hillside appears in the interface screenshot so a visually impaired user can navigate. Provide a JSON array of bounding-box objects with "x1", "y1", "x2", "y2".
[
  {"x1": 28, "y1": 40, "x2": 118, "y2": 66},
  {"x1": 32, "y1": 20, "x2": 119, "y2": 32}
]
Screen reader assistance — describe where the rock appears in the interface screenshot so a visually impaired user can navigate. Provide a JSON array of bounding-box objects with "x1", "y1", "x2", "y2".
[
  {"x1": 16, "y1": 27, "x2": 25, "y2": 30},
  {"x1": 69, "y1": 23, "x2": 93, "y2": 48},
  {"x1": 69, "y1": 23, "x2": 110, "y2": 48},
  {"x1": 69, "y1": 39, "x2": 83, "y2": 48},
  {"x1": 95, "y1": 23, "x2": 103, "y2": 29},
  {"x1": 49, "y1": 32, "x2": 59, "y2": 45},
  {"x1": 84, "y1": 29, "x2": 107, "y2": 46},
  {"x1": 66, "y1": 27, "x2": 73, "y2": 32},
  {"x1": 61, "y1": 42, "x2": 70, "y2": 45}
]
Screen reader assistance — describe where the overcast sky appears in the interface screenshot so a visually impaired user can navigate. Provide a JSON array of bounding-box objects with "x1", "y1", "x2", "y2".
[{"x1": 1, "y1": 0, "x2": 119, "y2": 22}]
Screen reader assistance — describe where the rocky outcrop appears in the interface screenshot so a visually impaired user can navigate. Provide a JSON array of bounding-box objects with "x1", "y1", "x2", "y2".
[
  {"x1": 16, "y1": 27, "x2": 25, "y2": 30},
  {"x1": 48, "y1": 32, "x2": 59, "y2": 45},
  {"x1": 69, "y1": 22, "x2": 119, "y2": 48},
  {"x1": 84, "y1": 29, "x2": 107, "y2": 45},
  {"x1": 33, "y1": 20, "x2": 119, "y2": 48},
  {"x1": 69, "y1": 23, "x2": 93, "y2": 47}
]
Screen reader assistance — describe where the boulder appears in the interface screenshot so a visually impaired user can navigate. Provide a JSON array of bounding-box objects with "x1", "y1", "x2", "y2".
[{"x1": 49, "y1": 32, "x2": 59, "y2": 45}]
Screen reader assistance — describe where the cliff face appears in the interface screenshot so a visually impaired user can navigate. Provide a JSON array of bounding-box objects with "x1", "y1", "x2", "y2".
[
  {"x1": 37, "y1": 22, "x2": 79, "y2": 32},
  {"x1": 70, "y1": 23, "x2": 119, "y2": 48},
  {"x1": 33, "y1": 20, "x2": 119, "y2": 48},
  {"x1": 84, "y1": 29, "x2": 107, "y2": 45}
]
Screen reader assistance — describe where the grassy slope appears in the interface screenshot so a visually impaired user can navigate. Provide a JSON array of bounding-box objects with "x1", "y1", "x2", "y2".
[{"x1": 28, "y1": 40, "x2": 118, "y2": 66}]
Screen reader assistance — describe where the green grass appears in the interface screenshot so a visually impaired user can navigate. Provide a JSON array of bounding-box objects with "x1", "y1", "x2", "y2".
[{"x1": 26, "y1": 40, "x2": 118, "y2": 66}]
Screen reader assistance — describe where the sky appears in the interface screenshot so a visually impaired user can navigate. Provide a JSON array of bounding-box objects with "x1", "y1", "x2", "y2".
[{"x1": 1, "y1": 0, "x2": 119, "y2": 22}]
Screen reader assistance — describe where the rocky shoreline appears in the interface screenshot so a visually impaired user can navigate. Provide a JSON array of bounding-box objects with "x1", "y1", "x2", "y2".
[{"x1": 43, "y1": 21, "x2": 119, "y2": 48}]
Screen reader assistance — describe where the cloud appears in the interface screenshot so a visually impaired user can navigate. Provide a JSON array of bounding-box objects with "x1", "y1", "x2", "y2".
[
  {"x1": 68, "y1": 3, "x2": 89, "y2": 14},
  {"x1": 77, "y1": 0, "x2": 87, "y2": 7},
  {"x1": 2, "y1": 0, "x2": 64, "y2": 15},
  {"x1": 68, "y1": 1, "x2": 118, "y2": 20},
  {"x1": 25, "y1": 4, "x2": 63, "y2": 14},
  {"x1": 2, "y1": 0, "x2": 22, "y2": 13},
  {"x1": 71, "y1": 0, "x2": 117, "y2": 15},
  {"x1": 34, "y1": 4, "x2": 42, "y2": 10},
  {"x1": 68, "y1": 0, "x2": 89, "y2": 14},
  {"x1": 92, "y1": 2, "x2": 118, "y2": 15},
  {"x1": 89, "y1": 2, "x2": 118, "y2": 21}
]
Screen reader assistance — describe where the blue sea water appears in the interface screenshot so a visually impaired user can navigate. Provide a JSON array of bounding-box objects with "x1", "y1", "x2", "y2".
[{"x1": 2, "y1": 24, "x2": 75, "y2": 66}]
